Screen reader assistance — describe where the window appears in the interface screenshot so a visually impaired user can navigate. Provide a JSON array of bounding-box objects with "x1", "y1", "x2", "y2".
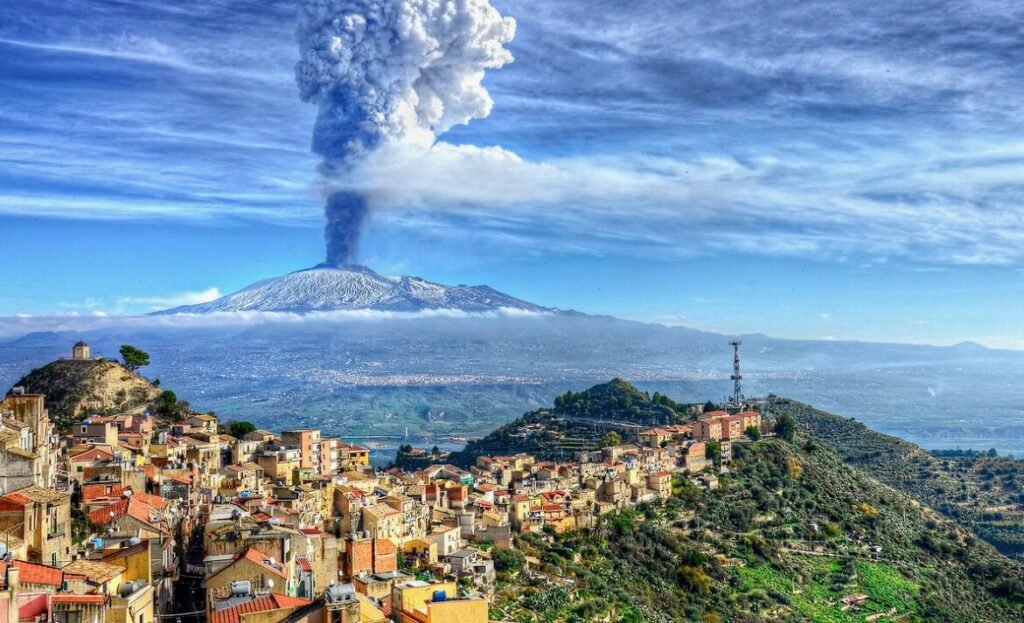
[{"x1": 82, "y1": 426, "x2": 88, "y2": 434}]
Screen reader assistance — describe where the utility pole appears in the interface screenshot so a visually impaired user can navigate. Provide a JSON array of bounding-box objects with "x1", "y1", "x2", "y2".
[{"x1": 729, "y1": 340, "x2": 743, "y2": 405}]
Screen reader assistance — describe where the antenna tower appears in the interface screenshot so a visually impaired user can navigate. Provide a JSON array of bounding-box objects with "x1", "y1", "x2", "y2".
[{"x1": 729, "y1": 340, "x2": 743, "y2": 404}]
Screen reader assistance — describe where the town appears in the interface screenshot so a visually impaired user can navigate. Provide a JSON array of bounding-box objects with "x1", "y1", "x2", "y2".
[{"x1": 0, "y1": 342, "x2": 773, "y2": 623}]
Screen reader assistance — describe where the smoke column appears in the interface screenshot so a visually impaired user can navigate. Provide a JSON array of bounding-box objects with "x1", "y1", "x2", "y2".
[{"x1": 295, "y1": 0, "x2": 517, "y2": 266}]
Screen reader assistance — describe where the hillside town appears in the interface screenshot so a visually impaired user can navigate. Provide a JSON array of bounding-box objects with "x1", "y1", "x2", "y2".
[{"x1": 0, "y1": 343, "x2": 768, "y2": 623}]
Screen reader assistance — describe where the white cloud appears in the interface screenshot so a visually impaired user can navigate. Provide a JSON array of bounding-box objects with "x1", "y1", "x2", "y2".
[
  {"x1": 0, "y1": 307, "x2": 552, "y2": 339},
  {"x1": 117, "y1": 288, "x2": 223, "y2": 311}
]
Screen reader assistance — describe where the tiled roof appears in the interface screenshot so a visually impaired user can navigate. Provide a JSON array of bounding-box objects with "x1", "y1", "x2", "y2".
[
  {"x1": 63, "y1": 559, "x2": 123, "y2": 584},
  {"x1": 51, "y1": 594, "x2": 107, "y2": 604},
  {"x1": 88, "y1": 496, "x2": 166, "y2": 530},
  {"x1": 130, "y1": 491, "x2": 170, "y2": 510},
  {"x1": 210, "y1": 594, "x2": 311, "y2": 623},
  {"x1": 82, "y1": 483, "x2": 123, "y2": 501},
  {"x1": 70, "y1": 447, "x2": 114, "y2": 462},
  {"x1": 206, "y1": 548, "x2": 286, "y2": 584},
  {"x1": 19, "y1": 485, "x2": 71, "y2": 507},
  {"x1": 12, "y1": 560, "x2": 63, "y2": 586},
  {"x1": 296, "y1": 557, "x2": 313, "y2": 572}
]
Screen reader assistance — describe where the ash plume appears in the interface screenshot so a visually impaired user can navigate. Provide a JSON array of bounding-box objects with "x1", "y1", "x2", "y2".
[{"x1": 295, "y1": 0, "x2": 517, "y2": 266}]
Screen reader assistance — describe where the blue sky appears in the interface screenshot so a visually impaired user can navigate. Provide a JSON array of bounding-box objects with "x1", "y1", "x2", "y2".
[{"x1": 2, "y1": 0, "x2": 1023, "y2": 348}]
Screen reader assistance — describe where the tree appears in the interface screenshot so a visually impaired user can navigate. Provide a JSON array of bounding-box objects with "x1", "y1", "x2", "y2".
[
  {"x1": 601, "y1": 431, "x2": 622, "y2": 448},
  {"x1": 745, "y1": 426, "x2": 761, "y2": 441},
  {"x1": 703, "y1": 400, "x2": 717, "y2": 413},
  {"x1": 227, "y1": 420, "x2": 257, "y2": 438},
  {"x1": 774, "y1": 414, "x2": 797, "y2": 441},
  {"x1": 705, "y1": 440, "x2": 721, "y2": 465},
  {"x1": 492, "y1": 547, "x2": 526, "y2": 573},
  {"x1": 119, "y1": 344, "x2": 150, "y2": 372},
  {"x1": 156, "y1": 390, "x2": 178, "y2": 413}
]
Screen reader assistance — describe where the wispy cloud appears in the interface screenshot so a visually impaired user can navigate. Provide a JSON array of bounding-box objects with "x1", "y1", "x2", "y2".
[{"x1": 3, "y1": 0, "x2": 1024, "y2": 270}]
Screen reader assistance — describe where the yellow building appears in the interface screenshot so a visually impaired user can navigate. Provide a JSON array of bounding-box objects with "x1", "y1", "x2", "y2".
[{"x1": 392, "y1": 581, "x2": 487, "y2": 623}]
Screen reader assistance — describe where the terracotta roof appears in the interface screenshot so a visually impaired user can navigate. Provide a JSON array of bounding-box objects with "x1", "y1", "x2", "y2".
[
  {"x1": 70, "y1": 447, "x2": 114, "y2": 462},
  {"x1": 12, "y1": 560, "x2": 63, "y2": 586},
  {"x1": 63, "y1": 559, "x2": 123, "y2": 584},
  {"x1": 205, "y1": 547, "x2": 286, "y2": 584},
  {"x1": 210, "y1": 594, "x2": 311, "y2": 623},
  {"x1": 296, "y1": 557, "x2": 313, "y2": 572},
  {"x1": 88, "y1": 496, "x2": 166, "y2": 530},
  {"x1": 51, "y1": 594, "x2": 107, "y2": 604},
  {"x1": 130, "y1": 491, "x2": 170, "y2": 510},
  {"x1": 82, "y1": 483, "x2": 123, "y2": 502}
]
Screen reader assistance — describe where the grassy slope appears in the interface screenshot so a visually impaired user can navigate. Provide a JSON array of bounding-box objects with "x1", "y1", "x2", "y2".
[
  {"x1": 772, "y1": 397, "x2": 1024, "y2": 558},
  {"x1": 493, "y1": 437, "x2": 1024, "y2": 622}
]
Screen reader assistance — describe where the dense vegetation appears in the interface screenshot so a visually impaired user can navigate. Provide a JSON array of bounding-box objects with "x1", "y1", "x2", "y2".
[
  {"x1": 774, "y1": 397, "x2": 1024, "y2": 559},
  {"x1": 493, "y1": 436, "x2": 1024, "y2": 622},
  {"x1": 454, "y1": 379, "x2": 695, "y2": 465}
]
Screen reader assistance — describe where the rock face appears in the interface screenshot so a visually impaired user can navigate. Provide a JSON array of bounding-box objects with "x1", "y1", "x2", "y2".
[
  {"x1": 8, "y1": 358, "x2": 159, "y2": 430},
  {"x1": 154, "y1": 264, "x2": 551, "y2": 314}
]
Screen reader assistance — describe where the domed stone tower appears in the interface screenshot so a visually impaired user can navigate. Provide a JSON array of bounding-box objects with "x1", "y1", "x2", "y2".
[{"x1": 72, "y1": 340, "x2": 91, "y2": 360}]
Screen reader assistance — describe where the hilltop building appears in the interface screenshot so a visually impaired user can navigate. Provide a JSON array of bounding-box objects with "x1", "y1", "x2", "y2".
[{"x1": 71, "y1": 341, "x2": 91, "y2": 360}]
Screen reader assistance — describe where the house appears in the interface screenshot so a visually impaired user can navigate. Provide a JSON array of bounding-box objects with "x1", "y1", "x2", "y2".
[
  {"x1": 693, "y1": 419, "x2": 723, "y2": 442},
  {"x1": 0, "y1": 486, "x2": 71, "y2": 566},
  {"x1": 638, "y1": 428, "x2": 673, "y2": 448},
  {"x1": 88, "y1": 495, "x2": 170, "y2": 539},
  {"x1": 186, "y1": 413, "x2": 219, "y2": 435},
  {"x1": 0, "y1": 427, "x2": 40, "y2": 493},
  {"x1": 75, "y1": 417, "x2": 119, "y2": 447},
  {"x1": 391, "y1": 580, "x2": 487, "y2": 623},
  {"x1": 646, "y1": 471, "x2": 673, "y2": 500},
  {"x1": 427, "y1": 525, "x2": 462, "y2": 558},
  {"x1": 362, "y1": 504, "x2": 403, "y2": 543},
  {"x1": 446, "y1": 549, "x2": 495, "y2": 587},
  {"x1": 683, "y1": 442, "x2": 709, "y2": 472},
  {"x1": 202, "y1": 547, "x2": 290, "y2": 615}
]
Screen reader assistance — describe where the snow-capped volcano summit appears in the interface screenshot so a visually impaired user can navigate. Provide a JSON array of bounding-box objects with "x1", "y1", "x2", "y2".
[{"x1": 153, "y1": 265, "x2": 551, "y2": 314}]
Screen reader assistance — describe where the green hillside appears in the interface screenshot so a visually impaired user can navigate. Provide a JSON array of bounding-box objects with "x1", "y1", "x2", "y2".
[
  {"x1": 453, "y1": 378, "x2": 694, "y2": 464},
  {"x1": 772, "y1": 397, "x2": 1024, "y2": 559},
  {"x1": 493, "y1": 435, "x2": 1024, "y2": 622}
]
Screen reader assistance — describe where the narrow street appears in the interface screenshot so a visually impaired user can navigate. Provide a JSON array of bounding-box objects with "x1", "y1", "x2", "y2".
[{"x1": 170, "y1": 524, "x2": 206, "y2": 621}]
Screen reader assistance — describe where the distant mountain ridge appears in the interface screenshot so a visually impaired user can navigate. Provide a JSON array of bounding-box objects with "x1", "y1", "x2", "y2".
[{"x1": 154, "y1": 264, "x2": 552, "y2": 314}]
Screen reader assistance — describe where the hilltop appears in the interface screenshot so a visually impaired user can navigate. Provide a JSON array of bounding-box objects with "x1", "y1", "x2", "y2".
[
  {"x1": 8, "y1": 358, "x2": 159, "y2": 431},
  {"x1": 493, "y1": 434, "x2": 1024, "y2": 622},
  {"x1": 154, "y1": 264, "x2": 551, "y2": 314},
  {"x1": 453, "y1": 378, "x2": 695, "y2": 464},
  {"x1": 773, "y1": 397, "x2": 1024, "y2": 559}
]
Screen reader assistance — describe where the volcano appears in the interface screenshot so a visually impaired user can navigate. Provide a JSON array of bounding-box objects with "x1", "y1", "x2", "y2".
[{"x1": 152, "y1": 265, "x2": 551, "y2": 314}]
